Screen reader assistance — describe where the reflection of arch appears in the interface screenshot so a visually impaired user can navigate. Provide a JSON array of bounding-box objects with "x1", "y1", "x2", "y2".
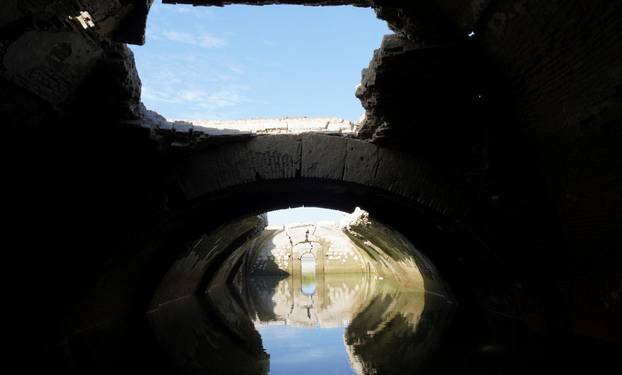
[{"x1": 300, "y1": 253, "x2": 317, "y2": 296}]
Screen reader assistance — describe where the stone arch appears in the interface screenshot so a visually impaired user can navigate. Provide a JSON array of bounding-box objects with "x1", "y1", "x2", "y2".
[
  {"x1": 74, "y1": 134, "x2": 482, "y2": 317},
  {"x1": 173, "y1": 133, "x2": 468, "y2": 218},
  {"x1": 161, "y1": 133, "x2": 481, "y2": 302},
  {"x1": 58, "y1": 133, "x2": 561, "y2": 373}
]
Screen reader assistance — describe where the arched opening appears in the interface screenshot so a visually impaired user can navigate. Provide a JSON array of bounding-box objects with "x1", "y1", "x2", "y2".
[
  {"x1": 300, "y1": 252, "x2": 316, "y2": 273},
  {"x1": 48, "y1": 134, "x2": 572, "y2": 373},
  {"x1": 130, "y1": 2, "x2": 391, "y2": 127},
  {"x1": 60, "y1": 135, "x2": 559, "y2": 373},
  {"x1": 299, "y1": 253, "x2": 316, "y2": 296},
  {"x1": 147, "y1": 204, "x2": 454, "y2": 374}
]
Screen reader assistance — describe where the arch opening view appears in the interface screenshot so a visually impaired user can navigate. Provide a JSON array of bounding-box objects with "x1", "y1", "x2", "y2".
[
  {"x1": 130, "y1": 2, "x2": 391, "y2": 129},
  {"x1": 148, "y1": 207, "x2": 454, "y2": 374}
]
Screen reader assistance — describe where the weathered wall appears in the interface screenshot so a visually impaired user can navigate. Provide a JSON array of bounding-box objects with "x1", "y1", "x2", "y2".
[
  {"x1": 245, "y1": 223, "x2": 407, "y2": 277},
  {"x1": 241, "y1": 214, "x2": 428, "y2": 289},
  {"x1": 355, "y1": 0, "x2": 622, "y2": 343},
  {"x1": 244, "y1": 224, "x2": 367, "y2": 275},
  {"x1": 174, "y1": 134, "x2": 465, "y2": 216}
]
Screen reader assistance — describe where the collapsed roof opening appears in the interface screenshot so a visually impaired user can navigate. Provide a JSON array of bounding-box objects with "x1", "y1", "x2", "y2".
[{"x1": 130, "y1": 2, "x2": 391, "y2": 134}]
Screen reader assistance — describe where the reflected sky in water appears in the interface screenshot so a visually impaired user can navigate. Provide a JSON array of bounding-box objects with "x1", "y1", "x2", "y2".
[
  {"x1": 258, "y1": 325, "x2": 355, "y2": 375},
  {"x1": 149, "y1": 255, "x2": 454, "y2": 374},
  {"x1": 257, "y1": 261, "x2": 356, "y2": 375},
  {"x1": 243, "y1": 272, "x2": 441, "y2": 374}
]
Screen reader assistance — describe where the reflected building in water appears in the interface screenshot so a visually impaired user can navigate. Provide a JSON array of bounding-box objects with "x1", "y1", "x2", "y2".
[
  {"x1": 249, "y1": 273, "x2": 425, "y2": 330},
  {"x1": 148, "y1": 210, "x2": 454, "y2": 374},
  {"x1": 247, "y1": 271, "x2": 433, "y2": 374}
]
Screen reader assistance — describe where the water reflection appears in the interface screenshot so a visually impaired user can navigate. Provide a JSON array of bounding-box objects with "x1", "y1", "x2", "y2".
[
  {"x1": 148, "y1": 270, "x2": 453, "y2": 374},
  {"x1": 147, "y1": 212, "x2": 456, "y2": 374},
  {"x1": 241, "y1": 272, "x2": 452, "y2": 374},
  {"x1": 149, "y1": 268, "x2": 453, "y2": 374},
  {"x1": 258, "y1": 325, "x2": 356, "y2": 375},
  {"x1": 300, "y1": 253, "x2": 317, "y2": 296}
]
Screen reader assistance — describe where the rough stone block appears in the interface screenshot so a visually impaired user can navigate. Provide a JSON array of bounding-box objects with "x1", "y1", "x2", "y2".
[
  {"x1": 3, "y1": 31, "x2": 102, "y2": 105},
  {"x1": 373, "y1": 147, "x2": 424, "y2": 200},
  {"x1": 301, "y1": 134, "x2": 347, "y2": 180},
  {"x1": 249, "y1": 135, "x2": 301, "y2": 180},
  {"x1": 212, "y1": 142, "x2": 255, "y2": 189},
  {"x1": 343, "y1": 138, "x2": 380, "y2": 186}
]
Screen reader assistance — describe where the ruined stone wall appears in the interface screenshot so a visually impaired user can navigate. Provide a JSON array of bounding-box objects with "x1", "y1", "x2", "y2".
[
  {"x1": 363, "y1": 0, "x2": 622, "y2": 342},
  {"x1": 244, "y1": 224, "x2": 371, "y2": 275},
  {"x1": 241, "y1": 210, "x2": 429, "y2": 290},
  {"x1": 0, "y1": 2, "x2": 145, "y2": 121},
  {"x1": 2, "y1": 0, "x2": 620, "y2": 370}
]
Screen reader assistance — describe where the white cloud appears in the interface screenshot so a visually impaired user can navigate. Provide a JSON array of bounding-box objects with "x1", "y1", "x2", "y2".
[
  {"x1": 150, "y1": 29, "x2": 226, "y2": 48},
  {"x1": 169, "y1": 4, "x2": 213, "y2": 17},
  {"x1": 149, "y1": 1, "x2": 212, "y2": 17},
  {"x1": 197, "y1": 33, "x2": 226, "y2": 48},
  {"x1": 164, "y1": 30, "x2": 225, "y2": 48},
  {"x1": 200, "y1": 89, "x2": 244, "y2": 109},
  {"x1": 141, "y1": 82, "x2": 251, "y2": 120},
  {"x1": 142, "y1": 86, "x2": 243, "y2": 108}
]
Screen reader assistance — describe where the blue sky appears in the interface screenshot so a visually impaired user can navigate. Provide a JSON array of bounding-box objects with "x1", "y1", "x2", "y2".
[
  {"x1": 130, "y1": 2, "x2": 390, "y2": 121},
  {"x1": 258, "y1": 325, "x2": 355, "y2": 375},
  {"x1": 267, "y1": 207, "x2": 346, "y2": 225}
]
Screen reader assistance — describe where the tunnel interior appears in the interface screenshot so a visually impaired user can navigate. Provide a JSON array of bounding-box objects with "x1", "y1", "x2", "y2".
[
  {"x1": 147, "y1": 207, "x2": 456, "y2": 374},
  {"x1": 2, "y1": 0, "x2": 621, "y2": 374}
]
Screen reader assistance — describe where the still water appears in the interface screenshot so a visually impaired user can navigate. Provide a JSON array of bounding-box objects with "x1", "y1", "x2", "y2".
[
  {"x1": 259, "y1": 325, "x2": 355, "y2": 375},
  {"x1": 246, "y1": 271, "x2": 452, "y2": 375},
  {"x1": 148, "y1": 270, "x2": 453, "y2": 374}
]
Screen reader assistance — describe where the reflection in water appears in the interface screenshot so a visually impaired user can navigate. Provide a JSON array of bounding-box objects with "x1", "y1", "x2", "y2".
[
  {"x1": 259, "y1": 325, "x2": 355, "y2": 375},
  {"x1": 243, "y1": 273, "x2": 451, "y2": 374},
  {"x1": 148, "y1": 271, "x2": 453, "y2": 374},
  {"x1": 300, "y1": 274, "x2": 317, "y2": 296},
  {"x1": 148, "y1": 213, "x2": 455, "y2": 374},
  {"x1": 300, "y1": 253, "x2": 317, "y2": 296}
]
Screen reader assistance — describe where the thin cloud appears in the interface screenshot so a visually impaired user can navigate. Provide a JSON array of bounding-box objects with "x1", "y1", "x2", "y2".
[
  {"x1": 142, "y1": 86, "x2": 244, "y2": 108},
  {"x1": 199, "y1": 88, "x2": 244, "y2": 109},
  {"x1": 141, "y1": 78, "x2": 252, "y2": 121},
  {"x1": 151, "y1": 29, "x2": 226, "y2": 48},
  {"x1": 170, "y1": 5, "x2": 212, "y2": 17}
]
